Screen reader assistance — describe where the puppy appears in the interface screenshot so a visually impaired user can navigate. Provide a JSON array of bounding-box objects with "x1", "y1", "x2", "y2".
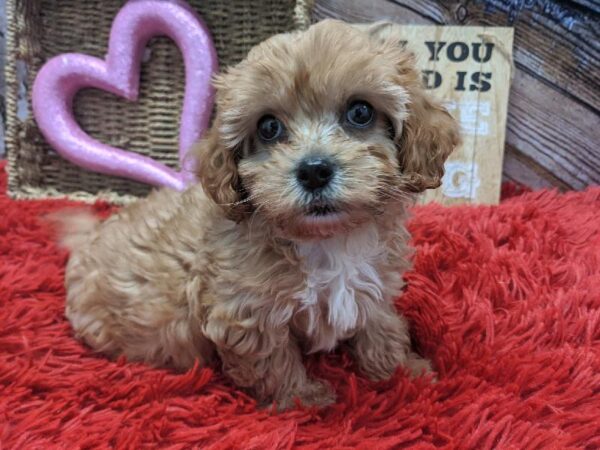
[{"x1": 59, "y1": 20, "x2": 460, "y2": 409}]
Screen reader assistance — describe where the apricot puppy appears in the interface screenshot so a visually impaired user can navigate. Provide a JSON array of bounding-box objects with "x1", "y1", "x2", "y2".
[{"x1": 60, "y1": 20, "x2": 460, "y2": 409}]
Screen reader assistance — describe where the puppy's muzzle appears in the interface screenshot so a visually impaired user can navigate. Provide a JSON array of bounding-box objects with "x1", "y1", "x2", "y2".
[{"x1": 296, "y1": 156, "x2": 336, "y2": 192}]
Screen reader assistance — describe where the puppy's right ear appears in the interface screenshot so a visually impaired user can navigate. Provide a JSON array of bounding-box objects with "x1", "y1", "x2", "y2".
[{"x1": 194, "y1": 126, "x2": 248, "y2": 222}]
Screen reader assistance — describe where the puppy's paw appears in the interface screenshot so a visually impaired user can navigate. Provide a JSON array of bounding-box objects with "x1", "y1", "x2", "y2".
[
  {"x1": 405, "y1": 352, "x2": 434, "y2": 379},
  {"x1": 360, "y1": 357, "x2": 403, "y2": 382},
  {"x1": 360, "y1": 350, "x2": 434, "y2": 382},
  {"x1": 354, "y1": 334, "x2": 409, "y2": 381},
  {"x1": 275, "y1": 379, "x2": 336, "y2": 411}
]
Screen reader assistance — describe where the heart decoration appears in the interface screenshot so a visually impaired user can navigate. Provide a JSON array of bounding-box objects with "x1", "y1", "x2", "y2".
[{"x1": 32, "y1": 0, "x2": 218, "y2": 191}]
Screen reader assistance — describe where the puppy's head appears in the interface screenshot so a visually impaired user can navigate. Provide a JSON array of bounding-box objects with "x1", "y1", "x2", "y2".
[{"x1": 196, "y1": 20, "x2": 460, "y2": 239}]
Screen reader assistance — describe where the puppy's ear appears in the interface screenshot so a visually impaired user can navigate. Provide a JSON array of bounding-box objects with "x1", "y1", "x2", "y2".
[
  {"x1": 355, "y1": 21, "x2": 461, "y2": 192},
  {"x1": 398, "y1": 91, "x2": 461, "y2": 192},
  {"x1": 194, "y1": 125, "x2": 248, "y2": 222}
]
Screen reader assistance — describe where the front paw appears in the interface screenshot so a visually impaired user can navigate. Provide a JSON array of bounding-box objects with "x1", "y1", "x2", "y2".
[
  {"x1": 405, "y1": 352, "x2": 433, "y2": 379},
  {"x1": 360, "y1": 347, "x2": 433, "y2": 381},
  {"x1": 274, "y1": 379, "x2": 336, "y2": 411},
  {"x1": 358, "y1": 351, "x2": 406, "y2": 381},
  {"x1": 352, "y1": 329, "x2": 408, "y2": 381},
  {"x1": 353, "y1": 323, "x2": 434, "y2": 381}
]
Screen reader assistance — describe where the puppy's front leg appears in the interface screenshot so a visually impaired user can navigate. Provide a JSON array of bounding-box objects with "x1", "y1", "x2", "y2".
[
  {"x1": 351, "y1": 305, "x2": 432, "y2": 380},
  {"x1": 206, "y1": 319, "x2": 334, "y2": 409}
]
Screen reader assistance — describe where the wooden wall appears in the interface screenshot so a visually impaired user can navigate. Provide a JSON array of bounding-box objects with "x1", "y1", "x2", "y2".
[{"x1": 311, "y1": 0, "x2": 600, "y2": 191}]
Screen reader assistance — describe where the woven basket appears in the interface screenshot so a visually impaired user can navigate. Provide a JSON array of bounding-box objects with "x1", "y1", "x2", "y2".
[{"x1": 5, "y1": 0, "x2": 313, "y2": 203}]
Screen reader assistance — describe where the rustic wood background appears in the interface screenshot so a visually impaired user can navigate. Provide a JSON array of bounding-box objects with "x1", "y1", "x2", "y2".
[
  {"x1": 1, "y1": 1, "x2": 598, "y2": 190},
  {"x1": 311, "y1": 0, "x2": 600, "y2": 191}
]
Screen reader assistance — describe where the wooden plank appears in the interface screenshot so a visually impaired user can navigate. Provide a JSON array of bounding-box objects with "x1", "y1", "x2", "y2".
[
  {"x1": 313, "y1": 0, "x2": 429, "y2": 24},
  {"x1": 311, "y1": 0, "x2": 600, "y2": 190},
  {"x1": 503, "y1": 144, "x2": 571, "y2": 192},
  {"x1": 566, "y1": 1, "x2": 600, "y2": 11},
  {"x1": 506, "y1": 69, "x2": 600, "y2": 188}
]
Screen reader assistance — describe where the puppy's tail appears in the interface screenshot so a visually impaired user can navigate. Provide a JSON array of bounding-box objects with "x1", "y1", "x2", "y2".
[{"x1": 46, "y1": 209, "x2": 101, "y2": 251}]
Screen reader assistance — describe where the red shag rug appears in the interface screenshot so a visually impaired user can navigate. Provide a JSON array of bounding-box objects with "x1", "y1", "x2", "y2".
[{"x1": 1, "y1": 162, "x2": 599, "y2": 450}]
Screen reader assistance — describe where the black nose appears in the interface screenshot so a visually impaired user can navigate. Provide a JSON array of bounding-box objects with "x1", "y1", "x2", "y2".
[{"x1": 296, "y1": 157, "x2": 335, "y2": 191}]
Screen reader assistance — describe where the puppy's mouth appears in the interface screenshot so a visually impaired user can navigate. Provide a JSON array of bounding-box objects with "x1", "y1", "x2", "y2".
[
  {"x1": 288, "y1": 198, "x2": 368, "y2": 238},
  {"x1": 306, "y1": 202, "x2": 338, "y2": 216},
  {"x1": 295, "y1": 201, "x2": 348, "y2": 233}
]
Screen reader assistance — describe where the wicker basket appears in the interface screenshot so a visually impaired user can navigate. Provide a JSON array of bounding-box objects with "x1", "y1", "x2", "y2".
[{"x1": 5, "y1": 0, "x2": 313, "y2": 203}]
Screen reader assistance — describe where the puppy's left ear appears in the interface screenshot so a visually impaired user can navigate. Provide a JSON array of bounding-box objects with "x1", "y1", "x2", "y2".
[
  {"x1": 356, "y1": 21, "x2": 462, "y2": 192},
  {"x1": 398, "y1": 91, "x2": 461, "y2": 192}
]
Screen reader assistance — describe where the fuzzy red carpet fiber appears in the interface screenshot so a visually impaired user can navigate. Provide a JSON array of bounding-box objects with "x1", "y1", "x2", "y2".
[{"x1": 1, "y1": 162, "x2": 599, "y2": 450}]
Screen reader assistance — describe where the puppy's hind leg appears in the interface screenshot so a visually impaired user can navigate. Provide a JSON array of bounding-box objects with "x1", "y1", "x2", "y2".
[{"x1": 65, "y1": 252, "x2": 213, "y2": 371}]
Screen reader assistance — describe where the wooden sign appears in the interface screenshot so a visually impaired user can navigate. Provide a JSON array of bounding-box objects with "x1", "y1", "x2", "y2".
[{"x1": 395, "y1": 26, "x2": 514, "y2": 205}]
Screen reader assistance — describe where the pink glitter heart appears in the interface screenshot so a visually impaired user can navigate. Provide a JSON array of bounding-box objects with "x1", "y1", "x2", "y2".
[{"x1": 32, "y1": 0, "x2": 218, "y2": 191}]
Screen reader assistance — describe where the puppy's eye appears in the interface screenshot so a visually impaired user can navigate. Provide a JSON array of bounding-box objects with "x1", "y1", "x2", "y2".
[
  {"x1": 257, "y1": 115, "x2": 285, "y2": 142},
  {"x1": 346, "y1": 101, "x2": 375, "y2": 128}
]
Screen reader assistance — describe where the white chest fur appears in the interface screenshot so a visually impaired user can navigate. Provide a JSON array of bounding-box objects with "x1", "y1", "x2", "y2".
[{"x1": 294, "y1": 224, "x2": 385, "y2": 351}]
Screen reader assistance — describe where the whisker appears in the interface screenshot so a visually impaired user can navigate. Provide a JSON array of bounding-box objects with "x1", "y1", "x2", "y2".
[
  {"x1": 214, "y1": 192, "x2": 261, "y2": 207},
  {"x1": 379, "y1": 186, "x2": 416, "y2": 203},
  {"x1": 247, "y1": 201, "x2": 270, "y2": 241}
]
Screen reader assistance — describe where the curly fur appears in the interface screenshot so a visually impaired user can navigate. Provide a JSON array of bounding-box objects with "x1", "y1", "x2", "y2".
[{"x1": 60, "y1": 20, "x2": 460, "y2": 409}]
